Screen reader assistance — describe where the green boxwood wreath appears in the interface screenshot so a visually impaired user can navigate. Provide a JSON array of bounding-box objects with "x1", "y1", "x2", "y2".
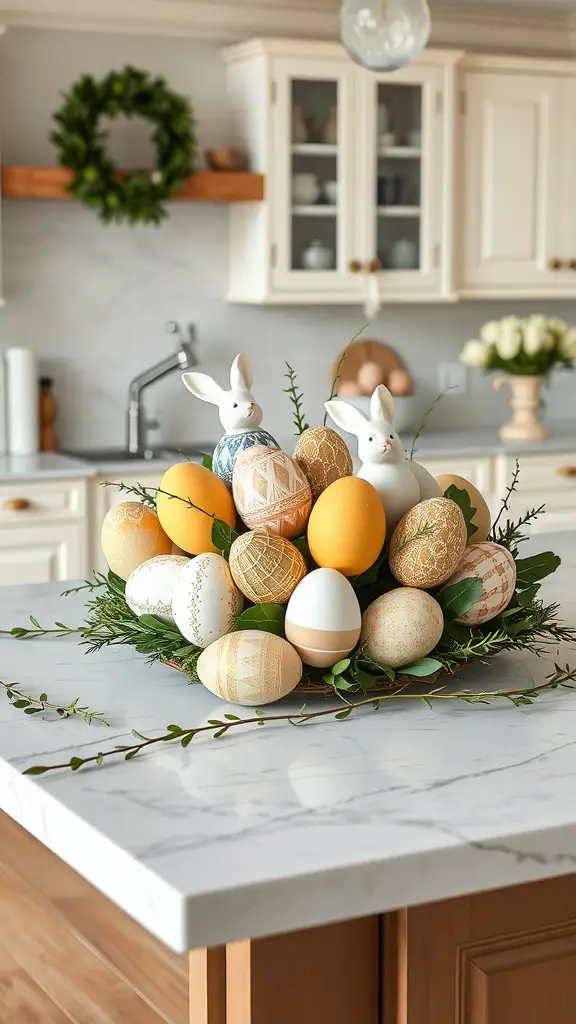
[{"x1": 51, "y1": 65, "x2": 197, "y2": 226}]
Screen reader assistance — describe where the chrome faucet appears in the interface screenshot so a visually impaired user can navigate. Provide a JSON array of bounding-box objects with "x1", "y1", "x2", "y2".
[{"x1": 127, "y1": 321, "x2": 198, "y2": 454}]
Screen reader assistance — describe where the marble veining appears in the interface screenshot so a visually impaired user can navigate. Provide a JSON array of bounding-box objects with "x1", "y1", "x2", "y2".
[{"x1": 0, "y1": 536, "x2": 576, "y2": 953}]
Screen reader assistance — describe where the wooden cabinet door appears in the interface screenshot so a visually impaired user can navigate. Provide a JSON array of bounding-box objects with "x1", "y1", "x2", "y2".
[
  {"x1": 384, "y1": 875, "x2": 576, "y2": 1024},
  {"x1": 0, "y1": 521, "x2": 86, "y2": 585},
  {"x1": 459, "y1": 71, "x2": 561, "y2": 297}
]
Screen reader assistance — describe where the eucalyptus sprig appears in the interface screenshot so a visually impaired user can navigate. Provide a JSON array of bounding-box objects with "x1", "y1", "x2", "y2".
[
  {"x1": 23, "y1": 665, "x2": 576, "y2": 776},
  {"x1": 284, "y1": 363, "x2": 309, "y2": 436},
  {"x1": 1, "y1": 681, "x2": 109, "y2": 726},
  {"x1": 0, "y1": 616, "x2": 81, "y2": 640},
  {"x1": 101, "y1": 480, "x2": 156, "y2": 508},
  {"x1": 323, "y1": 325, "x2": 367, "y2": 426}
]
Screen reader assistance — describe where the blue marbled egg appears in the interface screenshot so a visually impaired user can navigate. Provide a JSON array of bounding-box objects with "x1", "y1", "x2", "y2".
[{"x1": 212, "y1": 429, "x2": 279, "y2": 487}]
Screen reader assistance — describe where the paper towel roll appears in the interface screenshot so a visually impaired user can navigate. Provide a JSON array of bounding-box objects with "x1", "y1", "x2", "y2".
[{"x1": 6, "y1": 348, "x2": 39, "y2": 456}]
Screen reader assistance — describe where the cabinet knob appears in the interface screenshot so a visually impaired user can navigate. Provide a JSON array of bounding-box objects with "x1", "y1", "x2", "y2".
[
  {"x1": 548, "y1": 258, "x2": 565, "y2": 271},
  {"x1": 367, "y1": 258, "x2": 382, "y2": 273},
  {"x1": 3, "y1": 498, "x2": 31, "y2": 511},
  {"x1": 557, "y1": 466, "x2": 576, "y2": 478},
  {"x1": 568, "y1": 260, "x2": 576, "y2": 271},
  {"x1": 348, "y1": 259, "x2": 362, "y2": 274}
]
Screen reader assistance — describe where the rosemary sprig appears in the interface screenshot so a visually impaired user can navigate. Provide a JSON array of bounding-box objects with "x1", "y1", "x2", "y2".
[
  {"x1": 323, "y1": 325, "x2": 367, "y2": 426},
  {"x1": 283, "y1": 363, "x2": 309, "y2": 436},
  {"x1": 61, "y1": 572, "x2": 107, "y2": 597},
  {"x1": 408, "y1": 386, "x2": 456, "y2": 460},
  {"x1": 22, "y1": 666, "x2": 576, "y2": 775},
  {"x1": 395, "y1": 521, "x2": 435, "y2": 554},
  {"x1": 490, "y1": 459, "x2": 520, "y2": 536},
  {"x1": 1, "y1": 681, "x2": 109, "y2": 726},
  {"x1": 0, "y1": 616, "x2": 81, "y2": 639}
]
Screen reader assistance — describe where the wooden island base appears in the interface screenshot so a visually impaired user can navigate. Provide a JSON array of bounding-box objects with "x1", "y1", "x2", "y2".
[{"x1": 1, "y1": 810, "x2": 576, "y2": 1023}]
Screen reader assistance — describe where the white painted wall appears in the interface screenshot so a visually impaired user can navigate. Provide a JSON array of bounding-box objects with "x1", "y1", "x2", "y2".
[{"x1": 0, "y1": 26, "x2": 575, "y2": 452}]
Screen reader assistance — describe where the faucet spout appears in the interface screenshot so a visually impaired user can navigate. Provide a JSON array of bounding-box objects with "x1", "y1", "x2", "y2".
[{"x1": 127, "y1": 322, "x2": 198, "y2": 454}]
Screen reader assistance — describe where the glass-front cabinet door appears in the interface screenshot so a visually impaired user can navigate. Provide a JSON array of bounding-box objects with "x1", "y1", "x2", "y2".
[
  {"x1": 271, "y1": 57, "x2": 361, "y2": 300},
  {"x1": 356, "y1": 62, "x2": 452, "y2": 300}
]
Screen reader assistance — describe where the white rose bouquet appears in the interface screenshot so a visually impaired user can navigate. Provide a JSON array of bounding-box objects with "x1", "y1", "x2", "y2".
[{"x1": 460, "y1": 315, "x2": 576, "y2": 375}]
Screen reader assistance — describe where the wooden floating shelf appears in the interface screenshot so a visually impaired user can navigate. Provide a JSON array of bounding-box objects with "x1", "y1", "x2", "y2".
[{"x1": 1, "y1": 166, "x2": 265, "y2": 203}]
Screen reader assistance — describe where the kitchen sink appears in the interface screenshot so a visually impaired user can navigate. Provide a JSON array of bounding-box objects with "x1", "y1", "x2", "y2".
[{"x1": 66, "y1": 444, "x2": 214, "y2": 464}]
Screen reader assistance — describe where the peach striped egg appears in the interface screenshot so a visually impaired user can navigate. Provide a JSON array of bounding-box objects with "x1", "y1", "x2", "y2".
[
  {"x1": 233, "y1": 445, "x2": 312, "y2": 540},
  {"x1": 445, "y1": 542, "x2": 517, "y2": 626},
  {"x1": 285, "y1": 568, "x2": 361, "y2": 668}
]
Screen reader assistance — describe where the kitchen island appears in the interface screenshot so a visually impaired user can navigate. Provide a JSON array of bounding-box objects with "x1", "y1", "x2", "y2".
[{"x1": 1, "y1": 534, "x2": 576, "y2": 1022}]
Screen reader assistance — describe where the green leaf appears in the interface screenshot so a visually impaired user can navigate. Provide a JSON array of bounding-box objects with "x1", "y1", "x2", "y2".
[
  {"x1": 212, "y1": 518, "x2": 239, "y2": 559},
  {"x1": 167, "y1": 724, "x2": 183, "y2": 734},
  {"x1": 352, "y1": 668, "x2": 381, "y2": 691},
  {"x1": 23, "y1": 765, "x2": 49, "y2": 775},
  {"x1": 96, "y1": 753, "x2": 104, "y2": 766},
  {"x1": 517, "y1": 583, "x2": 541, "y2": 607},
  {"x1": 24, "y1": 707, "x2": 42, "y2": 714},
  {"x1": 356, "y1": 654, "x2": 395, "y2": 681},
  {"x1": 421, "y1": 697, "x2": 434, "y2": 711},
  {"x1": 332, "y1": 658, "x2": 351, "y2": 675},
  {"x1": 201, "y1": 453, "x2": 213, "y2": 470},
  {"x1": 332, "y1": 675, "x2": 356, "y2": 691},
  {"x1": 351, "y1": 548, "x2": 387, "y2": 587},
  {"x1": 399, "y1": 658, "x2": 443, "y2": 677},
  {"x1": 335, "y1": 707, "x2": 352, "y2": 720},
  {"x1": 131, "y1": 729, "x2": 148, "y2": 740},
  {"x1": 125, "y1": 749, "x2": 139, "y2": 760},
  {"x1": 236, "y1": 603, "x2": 286, "y2": 637},
  {"x1": 12, "y1": 700, "x2": 31, "y2": 709},
  {"x1": 181, "y1": 732, "x2": 195, "y2": 748},
  {"x1": 214, "y1": 726, "x2": 227, "y2": 738},
  {"x1": 39, "y1": 693, "x2": 48, "y2": 702},
  {"x1": 29, "y1": 616, "x2": 41, "y2": 628},
  {"x1": 515, "y1": 552, "x2": 561, "y2": 588},
  {"x1": 224, "y1": 713, "x2": 241, "y2": 721},
  {"x1": 437, "y1": 577, "x2": 482, "y2": 617},
  {"x1": 292, "y1": 534, "x2": 311, "y2": 559},
  {"x1": 444, "y1": 484, "x2": 478, "y2": 541},
  {"x1": 69, "y1": 757, "x2": 83, "y2": 771}
]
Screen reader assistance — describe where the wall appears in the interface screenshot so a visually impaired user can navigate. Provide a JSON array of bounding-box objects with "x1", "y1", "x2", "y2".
[{"x1": 1, "y1": 26, "x2": 575, "y2": 452}]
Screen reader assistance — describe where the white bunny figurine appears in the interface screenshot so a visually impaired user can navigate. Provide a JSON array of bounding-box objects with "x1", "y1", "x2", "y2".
[
  {"x1": 182, "y1": 353, "x2": 278, "y2": 486},
  {"x1": 325, "y1": 384, "x2": 440, "y2": 531}
]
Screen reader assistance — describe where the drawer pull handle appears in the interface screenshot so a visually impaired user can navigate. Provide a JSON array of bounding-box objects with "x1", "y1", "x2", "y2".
[
  {"x1": 557, "y1": 467, "x2": 576, "y2": 478},
  {"x1": 3, "y1": 498, "x2": 31, "y2": 511}
]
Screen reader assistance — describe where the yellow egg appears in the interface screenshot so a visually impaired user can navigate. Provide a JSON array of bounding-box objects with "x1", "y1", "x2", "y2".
[
  {"x1": 293, "y1": 427, "x2": 353, "y2": 502},
  {"x1": 101, "y1": 502, "x2": 172, "y2": 580},
  {"x1": 156, "y1": 462, "x2": 236, "y2": 555},
  {"x1": 445, "y1": 541, "x2": 517, "y2": 625},
  {"x1": 229, "y1": 531, "x2": 307, "y2": 604},
  {"x1": 436, "y1": 473, "x2": 491, "y2": 542},
  {"x1": 389, "y1": 497, "x2": 467, "y2": 589},
  {"x1": 361, "y1": 588, "x2": 444, "y2": 669},
  {"x1": 197, "y1": 630, "x2": 303, "y2": 706},
  {"x1": 308, "y1": 477, "x2": 386, "y2": 577},
  {"x1": 233, "y1": 445, "x2": 312, "y2": 540}
]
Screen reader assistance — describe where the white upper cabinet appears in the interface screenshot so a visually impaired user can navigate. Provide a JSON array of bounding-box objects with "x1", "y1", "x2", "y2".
[
  {"x1": 223, "y1": 40, "x2": 461, "y2": 305},
  {"x1": 458, "y1": 57, "x2": 576, "y2": 298}
]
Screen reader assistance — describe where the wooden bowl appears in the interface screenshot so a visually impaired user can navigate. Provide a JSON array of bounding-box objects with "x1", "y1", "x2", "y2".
[{"x1": 205, "y1": 148, "x2": 248, "y2": 172}]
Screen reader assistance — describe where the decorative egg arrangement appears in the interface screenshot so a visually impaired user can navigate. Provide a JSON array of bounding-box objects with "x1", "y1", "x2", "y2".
[
  {"x1": 233, "y1": 445, "x2": 312, "y2": 540},
  {"x1": 97, "y1": 353, "x2": 547, "y2": 708},
  {"x1": 293, "y1": 426, "x2": 353, "y2": 502},
  {"x1": 126, "y1": 554, "x2": 190, "y2": 623},
  {"x1": 445, "y1": 542, "x2": 517, "y2": 626},
  {"x1": 389, "y1": 497, "x2": 467, "y2": 589},
  {"x1": 285, "y1": 568, "x2": 361, "y2": 667},
  {"x1": 229, "y1": 532, "x2": 307, "y2": 605},
  {"x1": 101, "y1": 502, "x2": 173, "y2": 580},
  {"x1": 172, "y1": 553, "x2": 244, "y2": 648}
]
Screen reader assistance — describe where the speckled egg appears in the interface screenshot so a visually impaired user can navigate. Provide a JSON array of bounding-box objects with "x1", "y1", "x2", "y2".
[
  {"x1": 213, "y1": 429, "x2": 279, "y2": 487},
  {"x1": 389, "y1": 497, "x2": 467, "y2": 589},
  {"x1": 125, "y1": 554, "x2": 190, "y2": 623},
  {"x1": 293, "y1": 426, "x2": 353, "y2": 502},
  {"x1": 197, "y1": 630, "x2": 303, "y2": 706},
  {"x1": 307, "y1": 476, "x2": 386, "y2": 577},
  {"x1": 436, "y1": 473, "x2": 492, "y2": 543},
  {"x1": 172, "y1": 552, "x2": 244, "y2": 648},
  {"x1": 285, "y1": 568, "x2": 361, "y2": 668},
  {"x1": 233, "y1": 446, "x2": 312, "y2": 540},
  {"x1": 361, "y1": 588, "x2": 444, "y2": 669},
  {"x1": 101, "y1": 502, "x2": 172, "y2": 581},
  {"x1": 229, "y1": 531, "x2": 307, "y2": 605},
  {"x1": 444, "y1": 542, "x2": 517, "y2": 626},
  {"x1": 156, "y1": 462, "x2": 236, "y2": 556}
]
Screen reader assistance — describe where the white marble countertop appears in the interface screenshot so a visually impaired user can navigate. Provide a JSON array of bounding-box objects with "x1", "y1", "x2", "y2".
[
  {"x1": 0, "y1": 452, "x2": 97, "y2": 482},
  {"x1": 409, "y1": 420, "x2": 576, "y2": 459},
  {"x1": 1, "y1": 534, "x2": 576, "y2": 953}
]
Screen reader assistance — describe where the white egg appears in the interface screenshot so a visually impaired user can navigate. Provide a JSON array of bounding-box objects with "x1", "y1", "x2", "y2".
[
  {"x1": 285, "y1": 567, "x2": 361, "y2": 668},
  {"x1": 125, "y1": 554, "x2": 190, "y2": 623},
  {"x1": 172, "y1": 552, "x2": 244, "y2": 649}
]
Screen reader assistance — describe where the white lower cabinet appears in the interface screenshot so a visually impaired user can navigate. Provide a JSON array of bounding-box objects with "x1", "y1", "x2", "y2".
[{"x1": 0, "y1": 478, "x2": 88, "y2": 586}]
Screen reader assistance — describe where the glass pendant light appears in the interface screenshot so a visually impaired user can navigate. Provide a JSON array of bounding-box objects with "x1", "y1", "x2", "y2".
[{"x1": 340, "y1": 0, "x2": 431, "y2": 72}]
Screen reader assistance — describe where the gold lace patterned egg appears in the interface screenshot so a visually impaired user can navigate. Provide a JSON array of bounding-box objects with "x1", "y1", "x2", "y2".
[
  {"x1": 198, "y1": 630, "x2": 303, "y2": 706},
  {"x1": 293, "y1": 427, "x2": 353, "y2": 502},
  {"x1": 389, "y1": 497, "x2": 467, "y2": 589},
  {"x1": 229, "y1": 531, "x2": 307, "y2": 605},
  {"x1": 172, "y1": 552, "x2": 244, "y2": 649},
  {"x1": 101, "y1": 501, "x2": 172, "y2": 581}
]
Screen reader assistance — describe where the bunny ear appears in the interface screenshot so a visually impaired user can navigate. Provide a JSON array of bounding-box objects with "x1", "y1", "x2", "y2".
[
  {"x1": 181, "y1": 372, "x2": 224, "y2": 405},
  {"x1": 230, "y1": 353, "x2": 252, "y2": 391},
  {"x1": 370, "y1": 384, "x2": 395, "y2": 424},
  {"x1": 325, "y1": 399, "x2": 369, "y2": 436}
]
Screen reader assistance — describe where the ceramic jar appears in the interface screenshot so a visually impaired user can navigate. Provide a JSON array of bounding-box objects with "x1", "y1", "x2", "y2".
[
  {"x1": 389, "y1": 238, "x2": 418, "y2": 270},
  {"x1": 493, "y1": 374, "x2": 548, "y2": 442},
  {"x1": 302, "y1": 240, "x2": 334, "y2": 271},
  {"x1": 292, "y1": 173, "x2": 321, "y2": 205}
]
